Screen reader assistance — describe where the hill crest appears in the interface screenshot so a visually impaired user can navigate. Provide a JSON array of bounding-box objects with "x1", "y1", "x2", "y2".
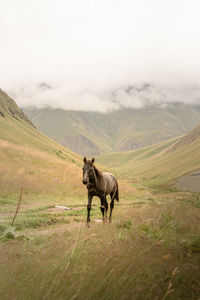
[{"x1": 168, "y1": 124, "x2": 200, "y2": 152}]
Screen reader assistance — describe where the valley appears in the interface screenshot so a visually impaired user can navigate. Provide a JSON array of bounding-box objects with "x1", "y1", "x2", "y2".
[{"x1": 0, "y1": 90, "x2": 200, "y2": 300}]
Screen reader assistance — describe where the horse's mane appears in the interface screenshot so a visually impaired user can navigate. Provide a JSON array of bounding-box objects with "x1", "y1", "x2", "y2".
[
  {"x1": 93, "y1": 165, "x2": 104, "y2": 191},
  {"x1": 93, "y1": 165, "x2": 102, "y2": 179}
]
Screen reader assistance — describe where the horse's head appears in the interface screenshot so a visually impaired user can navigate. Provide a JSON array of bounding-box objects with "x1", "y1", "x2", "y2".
[{"x1": 82, "y1": 157, "x2": 95, "y2": 185}]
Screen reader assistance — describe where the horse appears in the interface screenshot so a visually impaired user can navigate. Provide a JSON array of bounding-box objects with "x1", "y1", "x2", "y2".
[{"x1": 82, "y1": 157, "x2": 119, "y2": 227}]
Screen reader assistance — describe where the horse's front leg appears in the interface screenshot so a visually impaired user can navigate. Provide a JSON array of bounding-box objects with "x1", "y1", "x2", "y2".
[{"x1": 86, "y1": 193, "x2": 93, "y2": 227}]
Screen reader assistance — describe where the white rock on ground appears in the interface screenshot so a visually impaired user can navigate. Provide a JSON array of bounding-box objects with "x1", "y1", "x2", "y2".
[{"x1": 55, "y1": 205, "x2": 71, "y2": 210}]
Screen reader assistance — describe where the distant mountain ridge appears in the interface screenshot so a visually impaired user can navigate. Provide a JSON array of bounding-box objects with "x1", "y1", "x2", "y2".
[{"x1": 24, "y1": 103, "x2": 200, "y2": 156}]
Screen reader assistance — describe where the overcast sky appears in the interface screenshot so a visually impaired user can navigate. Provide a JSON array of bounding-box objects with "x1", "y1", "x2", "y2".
[{"x1": 1, "y1": 0, "x2": 200, "y2": 112}]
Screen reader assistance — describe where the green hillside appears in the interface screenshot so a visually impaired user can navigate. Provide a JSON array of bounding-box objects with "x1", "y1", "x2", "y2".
[
  {"x1": 24, "y1": 104, "x2": 200, "y2": 156},
  {"x1": 0, "y1": 89, "x2": 84, "y2": 198},
  {"x1": 98, "y1": 125, "x2": 200, "y2": 188}
]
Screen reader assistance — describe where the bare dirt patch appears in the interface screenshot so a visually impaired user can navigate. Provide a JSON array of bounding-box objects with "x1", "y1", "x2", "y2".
[{"x1": 173, "y1": 168, "x2": 200, "y2": 192}]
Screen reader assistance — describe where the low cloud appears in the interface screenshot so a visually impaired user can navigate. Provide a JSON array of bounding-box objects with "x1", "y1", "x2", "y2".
[{"x1": 10, "y1": 82, "x2": 200, "y2": 113}]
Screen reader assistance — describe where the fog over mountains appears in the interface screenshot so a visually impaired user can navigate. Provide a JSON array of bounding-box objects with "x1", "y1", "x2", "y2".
[{"x1": 10, "y1": 82, "x2": 200, "y2": 113}]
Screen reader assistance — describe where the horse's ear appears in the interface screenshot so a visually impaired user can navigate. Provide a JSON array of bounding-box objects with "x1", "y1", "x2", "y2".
[
  {"x1": 83, "y1": 157, "x2": 87, "y2": 163},
  {"x1": 91, "y1": 157, "x2": 95, "y2": 164}
]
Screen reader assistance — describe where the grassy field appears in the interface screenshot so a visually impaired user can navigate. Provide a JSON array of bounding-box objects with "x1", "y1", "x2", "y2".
[
  {"x1": 0, "y1": 186, "x2": 200, "y2": 300},
  {"x1": 0, "y1": 92, "x2": 200, "y2": 299}
]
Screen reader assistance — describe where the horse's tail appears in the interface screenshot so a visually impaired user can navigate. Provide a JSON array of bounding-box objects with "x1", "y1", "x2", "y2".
[
  {"x1": 115, "y1": 187, "x2": 119, "y2": 201},
  {"x1": 114, "y1": 180, "x2": 119, "y2": 202}
]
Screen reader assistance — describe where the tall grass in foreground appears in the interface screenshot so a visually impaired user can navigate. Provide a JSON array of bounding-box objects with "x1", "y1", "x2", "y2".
[{"x1": 0, "y1": 196, "x2": 199, "y2": 300}]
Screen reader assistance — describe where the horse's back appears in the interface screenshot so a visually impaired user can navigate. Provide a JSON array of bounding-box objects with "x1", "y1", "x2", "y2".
[
  {"x1": 103, "y1": 172, "x2": 115, "y2": 177},
  {"x1": 103, "y1": 172, "x2": 116, "y2": 182},
  {"x1": 102, "y1": 172, "x2": 118, "y2": 195}
]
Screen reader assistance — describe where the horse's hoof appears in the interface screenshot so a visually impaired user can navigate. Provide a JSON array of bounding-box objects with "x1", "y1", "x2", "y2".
[
  {"x1": 86, "y1": 222, "x2": 90, "y2": 228},
  {"x1": 109, "y1": 218, "x2": 112, "y2": 223}
]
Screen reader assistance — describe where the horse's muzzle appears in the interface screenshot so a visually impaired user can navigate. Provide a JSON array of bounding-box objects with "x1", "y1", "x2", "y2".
[{"x1": 82, "y1": 180, "x2": 87, "y2": 185}]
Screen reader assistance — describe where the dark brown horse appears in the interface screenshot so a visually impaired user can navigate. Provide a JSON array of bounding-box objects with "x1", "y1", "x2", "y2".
[{"x1": 82, "y1": 157, "x2": 119, "y2": 227}]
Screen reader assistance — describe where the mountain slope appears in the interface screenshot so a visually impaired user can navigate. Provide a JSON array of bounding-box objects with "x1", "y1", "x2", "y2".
[
  {"x1": 24, "y1": 104, "x2": 200, "y2": 156},
  {"x1": 0, "y1": 89, "x2": 83, "y2": 196},
  {"x1": 98, "y1": 124, "x2": 200, "y2": 190},
  {"x1": 0, "y1": 89, "x2": 34, "y2": 127},
  {"x1": 25, "y1": 108, "x2": 113, "y2": 156}
]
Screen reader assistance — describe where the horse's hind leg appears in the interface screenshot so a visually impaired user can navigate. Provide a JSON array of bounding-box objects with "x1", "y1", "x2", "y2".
[
  {"x1": 109, "y1": 198, "x2": 114, "y2": 222},
  {"x1": 100, "y1": 197, "x2": 108, "y2": 222},
  {"x1": 100, "y1": 198, "x2": 105, "y2": 221},
  {"x1": 104, "y1": 197, "x2": 108, "y2": 222}
]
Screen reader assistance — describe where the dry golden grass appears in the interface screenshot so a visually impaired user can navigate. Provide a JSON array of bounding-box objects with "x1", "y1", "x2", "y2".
[
  {"x1": 0, "y1": 138, "x2": 84, "y2": 196},
  {"x1": 117, "y1": 178, "x2": 137, "y2": 197}
]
